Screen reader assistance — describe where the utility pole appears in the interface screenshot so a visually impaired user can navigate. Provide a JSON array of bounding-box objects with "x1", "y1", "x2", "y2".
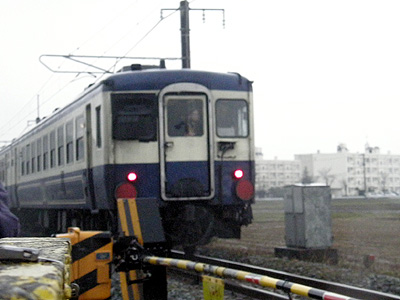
[
  {"x1": 180, "y1": 1, "x2": 191, "y2": 68},
  {"x1": 162, "y1": 1, "x2": 225, "y2": 69}
]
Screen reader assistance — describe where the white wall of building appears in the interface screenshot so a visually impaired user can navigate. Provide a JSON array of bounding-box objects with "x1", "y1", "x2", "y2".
[{"x1": 256, "y1": 145, "x2": 400, "y2": 197}]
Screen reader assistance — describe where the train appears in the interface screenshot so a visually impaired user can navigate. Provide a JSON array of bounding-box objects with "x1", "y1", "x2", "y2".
[{"x1": 0, "y1": 64, "x2": 255, "y2": 248}]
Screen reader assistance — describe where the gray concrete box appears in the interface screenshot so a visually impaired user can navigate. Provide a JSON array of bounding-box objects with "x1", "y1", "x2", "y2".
[{"x1": 284, "y1": 184, "x2": 332, "y2": 248}]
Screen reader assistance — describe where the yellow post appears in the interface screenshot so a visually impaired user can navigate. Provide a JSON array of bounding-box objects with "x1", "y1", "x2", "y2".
[
  {"x1": 202, "y1": 275, "x2": 225, "y2": 300},
  {"x1": 117, "y1": 198, "x2": 144, "y2": 300}
]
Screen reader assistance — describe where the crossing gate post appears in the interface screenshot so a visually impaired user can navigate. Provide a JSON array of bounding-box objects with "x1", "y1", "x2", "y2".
[
  {"x1": 116, "y1": 198, "x2": 168, "y2": 300},
  {"x1": 56, "y1": 227, "x2": 113, "y2": 299}
]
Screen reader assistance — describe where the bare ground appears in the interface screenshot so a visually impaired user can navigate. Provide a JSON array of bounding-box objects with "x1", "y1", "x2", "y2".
[{"x1": 203, "y1": 197, "x2": 400, "y2": 277}]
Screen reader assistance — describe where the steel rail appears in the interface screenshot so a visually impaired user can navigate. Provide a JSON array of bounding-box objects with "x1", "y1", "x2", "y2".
[
  {"x1": 169, "y1": 250, "x2": 400, "y2": 300},
  {"x1": 168, "y1": 268, "x2": 289, "y2": 300},
  {"x1": 145, "y1": 255, "x2": 360, "y2": 300}
]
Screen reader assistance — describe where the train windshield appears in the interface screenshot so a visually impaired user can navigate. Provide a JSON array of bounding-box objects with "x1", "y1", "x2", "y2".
[
  {"x1": 167, "y1": 99, "x2": 204, "y2": 137},
  {"x1": 216, "y1": 99, "x2": 248, "y2": 137},
  {"x1": 112, "y1": 93, "x2": 157, "y2": 141}
]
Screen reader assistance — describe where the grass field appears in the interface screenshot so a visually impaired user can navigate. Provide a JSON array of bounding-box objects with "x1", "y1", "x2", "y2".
[{"x1": 205, "y1": 197, "x2": 400, "y2": 277}]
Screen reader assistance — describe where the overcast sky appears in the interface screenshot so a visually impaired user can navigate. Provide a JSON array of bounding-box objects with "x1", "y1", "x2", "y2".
[{"x1": 1, "y1": 0, "x2": 400, "y2": 159}]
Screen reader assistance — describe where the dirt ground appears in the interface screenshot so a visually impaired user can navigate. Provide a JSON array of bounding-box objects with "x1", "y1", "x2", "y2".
[{"x1": 205, "y1": 197, "x2": 400, "y2": 277}]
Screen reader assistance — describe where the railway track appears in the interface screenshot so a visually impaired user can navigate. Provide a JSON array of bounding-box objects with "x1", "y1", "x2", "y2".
[{"x1": 169, "y1": 250, "x2": 400, "y2": 300}]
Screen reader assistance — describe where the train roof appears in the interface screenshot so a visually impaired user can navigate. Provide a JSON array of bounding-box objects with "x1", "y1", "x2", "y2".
[
  {"x1": 100, "y1": 69, "x2": 253, "y2": 92},
  {"x1": 0, "y1": 69, "x2": 252, "y2": 150}
]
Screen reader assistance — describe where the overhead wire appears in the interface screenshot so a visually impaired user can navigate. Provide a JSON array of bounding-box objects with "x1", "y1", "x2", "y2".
[
  {"x1": 0, "y1": 0, "x2": 152, "y2": 141},
  {"x1": 95, "y1": 7, "x2": 179, "y2": 83}
]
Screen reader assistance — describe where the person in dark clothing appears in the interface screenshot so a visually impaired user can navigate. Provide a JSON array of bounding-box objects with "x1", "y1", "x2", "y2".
[{"x1": 0, "y1": 182, "x2": 20, "y2": 237}]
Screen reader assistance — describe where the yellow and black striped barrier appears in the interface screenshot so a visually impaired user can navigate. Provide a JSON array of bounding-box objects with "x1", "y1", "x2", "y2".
[
  {"x1": 56, "y1": 227, "x2": 113, "y2": 300},
  {"x1": 144, "y1": 256, "x2": 360, "y2": 300},
  {"x1": 54, "y1": 197, "x2": 167, "y2": 300},
  {"x1": 117, "y1": 198, "x2": 145, "y2": 300},
  {"x1": 117, "y1": 198, "x2": 167, "y2": 300}
]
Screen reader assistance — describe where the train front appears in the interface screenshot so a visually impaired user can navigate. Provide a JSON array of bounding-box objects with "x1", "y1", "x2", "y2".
[{"x1": 108, "y1": 69, "x2": 255, "y2": 248}]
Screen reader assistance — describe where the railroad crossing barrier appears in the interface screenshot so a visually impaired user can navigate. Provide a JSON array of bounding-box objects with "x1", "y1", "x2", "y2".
[
  {"x1": 115, "y1": 197, "x2": 168, "y2": 300},
  {"x1": 144, "y1": 256, "x2": 361, "y2": 300},
  {"x1": 0, "y1": 197, "x2": 367, "y2": 300},
  {"x1": 56, "y1": 228, "x2": 113, "y2": 299}
]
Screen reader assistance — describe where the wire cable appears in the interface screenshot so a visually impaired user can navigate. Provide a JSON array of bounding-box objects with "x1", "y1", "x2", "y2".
[
  {"x1": 0, "y1": 1, "x2": 142, "y2": 141},
  {"x1": 95, "y1": 7, "x2": 179, "y2": 83}
]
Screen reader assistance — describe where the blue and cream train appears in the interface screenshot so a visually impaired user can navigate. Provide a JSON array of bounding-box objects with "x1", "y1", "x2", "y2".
[{"x1": 0, "y1": 66, "x2": 255, "y2": 247}]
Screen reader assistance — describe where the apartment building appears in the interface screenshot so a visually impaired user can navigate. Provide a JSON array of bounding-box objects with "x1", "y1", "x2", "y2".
[
  {"x1": 255, "y1": 148, "x2": 301, "y2": 197},
  {"x1": 295, "y1": 144, "x2": 400, "y2": 196}
]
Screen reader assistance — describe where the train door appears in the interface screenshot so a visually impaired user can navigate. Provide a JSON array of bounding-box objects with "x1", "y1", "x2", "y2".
[{"x1": 160, "y1": 87, "x2": 214, "y2": 200}]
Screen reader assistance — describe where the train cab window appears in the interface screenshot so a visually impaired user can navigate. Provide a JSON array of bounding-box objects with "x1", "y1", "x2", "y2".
[
  {"x1": 216, "y1": 99, "x2": 249, "y2": 137},
  {"x1": 66, "y1": 121, "x2": 74, "y2": 164},
  {"x1": 167, "y1": 99, "x2": 204, "y2": 137},
  {"x1": 50, "y1": 131, "x2": 56, "y2": 168},
  {"x1": 76, "y1": 115, "x2": 85, "y2": 161},
  {"x1": 57, "y1": 126, "x2": 64, "y2": 166},
  {"x1": 112, "y1": 93, "x2": 157, "y2": 141}
]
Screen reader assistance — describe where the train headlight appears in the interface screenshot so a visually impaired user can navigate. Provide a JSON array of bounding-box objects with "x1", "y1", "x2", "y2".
[{"x1": 233, "y1": 169, "x2": 244, "y2": 179}]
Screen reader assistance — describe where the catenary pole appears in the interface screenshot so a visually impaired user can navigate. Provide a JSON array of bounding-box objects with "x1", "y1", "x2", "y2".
[
  {"x1": 180, "y1": 1, "x2": 191, "y2": 69},
  {"x1": 162, "y1": 1, "x2": 225, "y2": 69}
]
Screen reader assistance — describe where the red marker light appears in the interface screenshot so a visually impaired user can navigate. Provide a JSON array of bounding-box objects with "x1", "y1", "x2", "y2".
[
  {"x1": 233, "y1": 169, "x2": 244, "y2": 179},
  {"x1": 127, "y1": 172, "x2": 138, "y2": 182}
]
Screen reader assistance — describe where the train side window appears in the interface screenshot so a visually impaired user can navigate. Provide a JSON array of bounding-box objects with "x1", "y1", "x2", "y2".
[
  {"x1": 95, "y1": 106, "x2": 102, "y2": 148},
  {"x1": 66, "y1": 121, "x2": 74, "y2": 164},
  {"x1": 37, "y1": 139, "x2": 41, "y2": 172},
  {"x1": 43, "y1": 135, "x2": 49, "y2": 170},
  {"x1": 50, "y1": 131, "x2": 56, "y2": 168},
  {"x1": 76, "y1": 115, "x2": 85, "y2": 161},
  {"x1": 216, "y1": 99, "x2": 249, "y2": 137},
  {"x1": 31, "y1": 142, "x2": 36, "y2": 173},
  {"x1": 57, "y1": 126, "x2": 64, "y2": 166},
  {"x1": 111, "y1": 93, "x2": 157, "y2": 141},
  {"x1": 21, "y1": 147, "x2": 25, "y2": 176},
  {"x1": 26, "y1": 144, "x2": 30, "y2": 175}
]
